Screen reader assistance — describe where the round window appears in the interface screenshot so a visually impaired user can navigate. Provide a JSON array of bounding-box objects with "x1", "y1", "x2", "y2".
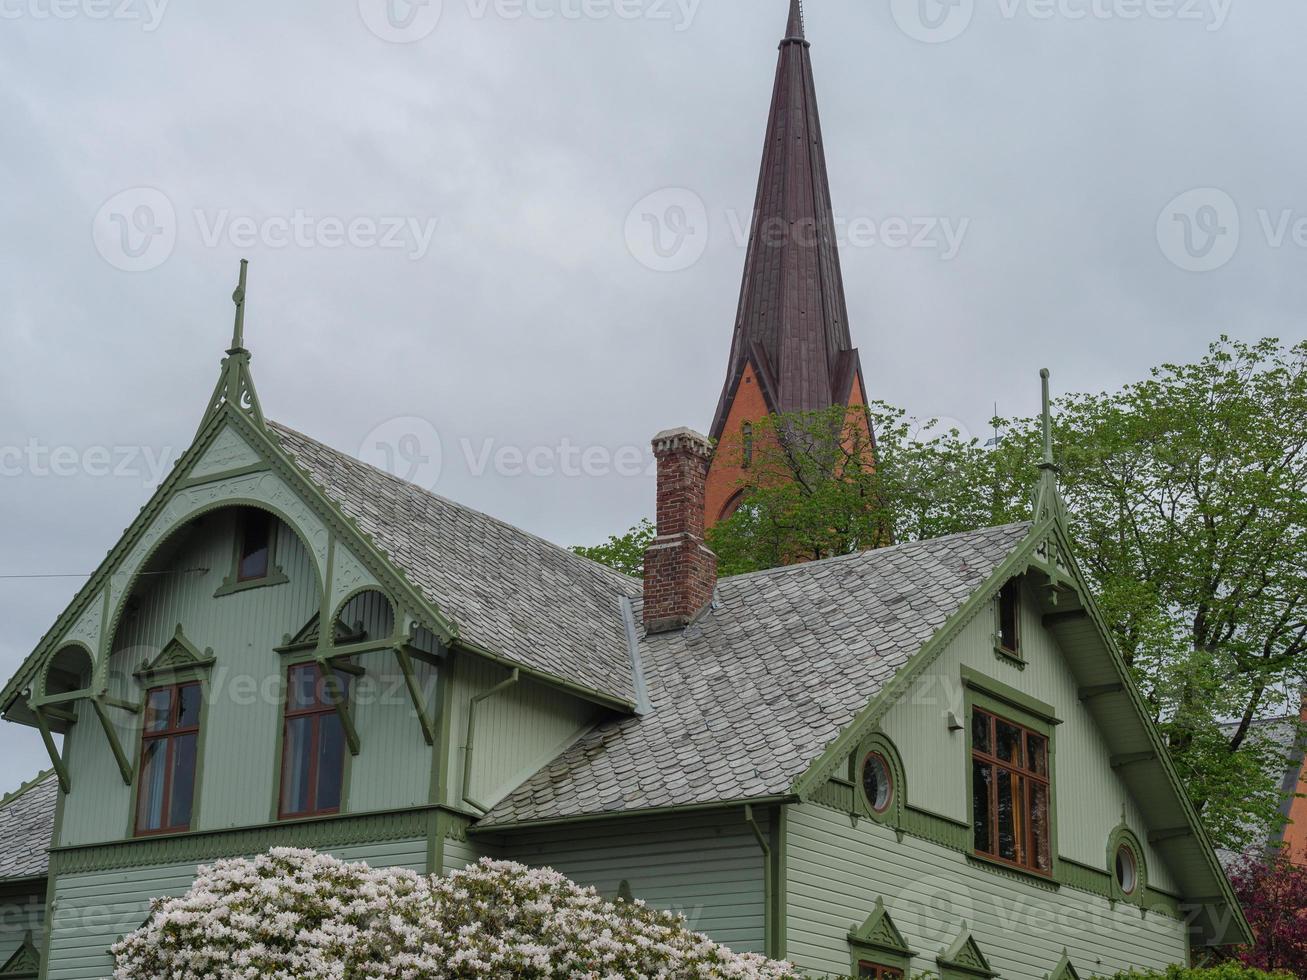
[
  {"x1": 861, "y1": 752, "x2": 893, "y2": 814},
  {"x1": 1115, "y1": 844, "x2": 1138, "y2": 895}
]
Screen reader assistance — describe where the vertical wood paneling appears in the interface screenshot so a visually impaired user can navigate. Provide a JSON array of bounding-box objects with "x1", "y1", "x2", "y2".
[
  {"x1": 879, "y1": 580, "x2": 1180, "y2": 893},
  {"x1": 446, "y1": 654, "x2": 595, "y2": 811},
  {"x1": 59, "y1": 508, "x2": 437, "y2": 846},
  {"x1": 497, "y1": 809, "x2": 767, "y2": 954}
]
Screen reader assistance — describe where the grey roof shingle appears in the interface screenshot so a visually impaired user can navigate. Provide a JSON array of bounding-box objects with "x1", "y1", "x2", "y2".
[
  {"x1": 268, "y1": 421, "x2": 641, "y2": 707},
  {"x1": 0, "y1": 770, "x2": 56, "y2": 881},
  {"x1": 1217, "y1": 714, "x2": 1304, "y2": 868},
  {"x1": 480, "y1": 522, "x2": 1031, "y2": 827}
]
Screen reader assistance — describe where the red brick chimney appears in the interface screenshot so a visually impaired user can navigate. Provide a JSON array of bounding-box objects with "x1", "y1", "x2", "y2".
[{"x1": 643, "y1": 428, "x2": 718, "y2": 633}]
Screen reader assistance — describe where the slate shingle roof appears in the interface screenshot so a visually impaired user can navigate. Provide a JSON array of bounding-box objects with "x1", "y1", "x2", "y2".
[
  {"x1": 480, "y1": 522, "x2": 1031, "y2": 827},
  {"x1": 1217, "y1": 714, "x2": 1305, "y2": 869},
  {"x1": 0, "y1": 770, "x2": 56, "y2": 881},
  {"x1": 268, "y1": 421, "x2": 641, "y2": 707}
]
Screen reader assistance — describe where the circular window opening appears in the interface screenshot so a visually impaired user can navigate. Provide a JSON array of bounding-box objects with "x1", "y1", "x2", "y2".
[
  {"x1": 862, "y1": 752, "x2": 893, "y2": 814},
  {"x1": 1115, "y1": 845, "x2": 1138, "y2": 895}
]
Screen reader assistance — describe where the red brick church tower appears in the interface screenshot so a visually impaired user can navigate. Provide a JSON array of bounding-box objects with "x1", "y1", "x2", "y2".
[{"x1": 705, "y1": 0, "x2": 871, "y2": 527}]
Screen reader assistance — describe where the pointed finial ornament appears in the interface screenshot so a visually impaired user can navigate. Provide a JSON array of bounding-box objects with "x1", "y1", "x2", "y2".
[
  {"x1": 1033, "y1": 368, "x2": 1064, "y2": 523},
  {"x1": 199, "y1": 259, "x2": 264, "y2": 435},
  {"x1": 230, "y1": 258, "x2": 249, "y2": 353},
  {"x1": 786, "y1": 0, "x2": 805, "y2": 39}
]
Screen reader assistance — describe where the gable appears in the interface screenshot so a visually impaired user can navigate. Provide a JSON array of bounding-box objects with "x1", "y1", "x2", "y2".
[{"x1": 792, "y1": 519, "x2": 1250, "y2": 947}]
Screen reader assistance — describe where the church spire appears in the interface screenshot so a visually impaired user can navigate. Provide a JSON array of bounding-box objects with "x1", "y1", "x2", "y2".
[
  {"x1": 786, "y1": 0, "x2": 804, "y2": 39},
  {"x1": 708, "y1": 0, "x2": 864, "y2": 444}
]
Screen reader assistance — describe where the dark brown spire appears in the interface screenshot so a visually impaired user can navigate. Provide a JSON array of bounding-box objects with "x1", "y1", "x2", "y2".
[{"x1": 709, "y1": 0, "x2": 863, "y2": 442}]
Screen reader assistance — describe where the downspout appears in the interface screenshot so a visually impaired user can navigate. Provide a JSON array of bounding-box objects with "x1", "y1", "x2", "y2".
[
  {"x1": 462, "y1": 668, "x2": 519, "y2": 814},
  {"x1": 744, "y1": 804, "x2": 776, "y2": 960}
]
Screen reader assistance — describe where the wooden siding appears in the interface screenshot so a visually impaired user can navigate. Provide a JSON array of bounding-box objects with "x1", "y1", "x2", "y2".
[
  {"x1": 490, "y1": 809, "x2": 768, "y2": 954},
  {"x1": 0, "y1": 886, "x2": 44, "y2": 972},
  {"x1": 785, "y1": 802, "x2": 1188, "y2": 979},
  {"x1": 879, "y1": 578, "x2": 1181, "y2": 893},
  {"x1": 45, "y1": 838, "x2": 427, "y2": 980},
  {"x1": 441, "y1": 836, "x2": 490, "y2": 876},
  {"x1": 443, "y1": 654, "x2": 596, "y2": 812},
  {"x1": 58, "y1": 510, "x2": 438, "y2": 847}
]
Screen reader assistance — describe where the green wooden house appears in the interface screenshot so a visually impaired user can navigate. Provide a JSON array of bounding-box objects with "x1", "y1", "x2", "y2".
[{"x1": 0, "y1": 3, "x2": 1251, "y2": 978}]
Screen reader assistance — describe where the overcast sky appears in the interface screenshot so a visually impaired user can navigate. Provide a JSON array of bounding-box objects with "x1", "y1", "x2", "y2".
[{"x1": 0, "y1": 0, "x2": 1303, "y2": 792}]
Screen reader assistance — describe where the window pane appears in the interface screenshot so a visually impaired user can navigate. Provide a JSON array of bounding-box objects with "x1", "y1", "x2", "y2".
[
  {"x1": 996, "y1": 720, "x2": 1023, "y2": 765},
  {"x1": 999, "y1": 580, "x2": 1019, "y2": 651},
  {"x1": 281, "y1": 717, "x2": 314, "y2": 816},
  {"x1": 144, "y1": 689, "x2": 172, "y2": 733},
  {"x1": 1026, "y1": 733, "x2": 1048, "y2": 776},
  {"x1": 168, "y1": 733, "x2": 198, "y2": 829},
  {"x1": 137, "y1": 740, "x2": 167, "y2": 831},
  {"x1": 315, "y1": 716, "x2": 347, "y2": 813},
  {"x1": 287, "y1": 664, "x2": 319, "y2": 710},
  {"x1": 972, "y1": 759, "x2": 993, "y2": 854},
  {"x1": 1029, "y1": 781, "x2": 1051, "y2": 872},
  {"x1": 996, "y1": 769, "x2": 1018, "y2": 861},
  {"x1": 238, "y1": 511, "x2": 272, "y2": 581},
  {"x1": 176, "y1": 684, "x2": 202, "y2": 729},
  {"x1": 972, "y1": 710, "x2": 991, "y2": 755}
]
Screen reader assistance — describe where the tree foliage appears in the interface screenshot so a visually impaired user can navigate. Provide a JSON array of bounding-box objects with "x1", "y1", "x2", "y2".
[
  {"x1": 1107, "y1": 965, "x2": 1292, "y2": 980},
  {"x1": 112, "y1": 848, "x2": 804, "y2": 979},
  {"x1": 1226, "y1": 852, "x2": 1307, "y2": 975},
  {"x1": 571, "y1": 518, "x2": 655, "y2": 578}
]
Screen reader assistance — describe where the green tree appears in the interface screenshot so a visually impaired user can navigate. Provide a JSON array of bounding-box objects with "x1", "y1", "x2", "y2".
[
  {"x1": 703, "y1": 337, "x2": 1307, "y2": 852},
  {"x1": 570, "y1": 519, "x2": 655, "y2": 578}
]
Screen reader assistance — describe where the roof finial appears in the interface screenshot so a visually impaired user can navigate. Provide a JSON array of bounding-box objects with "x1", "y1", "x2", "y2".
[
  {"x1": 230, "y1": 258, "x2": 249, "y2": 354},
  {"x1": 786, "y1": 0, "x2": 805, "y2": 40},
  {"x1": 1039, "y1": 368, "x2": 1056, "y2": 471},
  {"x1": 1033, "y1": 368, "x2": 1064, "y2": 524}
]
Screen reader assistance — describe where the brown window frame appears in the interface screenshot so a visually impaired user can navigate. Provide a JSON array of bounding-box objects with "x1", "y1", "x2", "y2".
[
  {"x1": 134, "y1": 682, "x2": 201, "y2": 837},
  {"x1": 278, "y1": 663, "x2": 350, "y2": 821},
  {"x1": 236, "y1": 510, "x2": 274, "y2": 583},
  {"x1": 858, "y1": 963, "x2": 904, "y2": 980},
  {"x1": 972, "y1": 707, "x2": 1052, "y2": 877}
]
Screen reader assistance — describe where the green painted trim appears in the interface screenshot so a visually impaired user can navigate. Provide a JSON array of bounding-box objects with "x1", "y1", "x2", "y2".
[
  {"x1": 963, "y1": 672, "x2": 1060, "y2": 886},
  {"x1": 847, "y1": 898, "x2": 916, "y2": 975},
  {"x1": 177, "y1": 461, "x2": 270, "y2": 489},
  {"x1": 133, "y1": 625, "x2": 217, "y2": 683},
  {"x1": 213, "y1": 568, "x2": 289, "y2": 598},
  {"x1": 772, "y1": 804, "x2": 787, "y2": 959},
  {"x1": 1046, "y1": 949, "x2": 1082, "y2": 980},
  {"x1": 992, "y1": 644, "x2": 1028, "y2": 670},
  {"x1": 1108, "y1": 822, "x2": 1148, "y2": 907},
  {"x1": 960, "y1": 665, "x2": 1061, "y2": 727},
  {"x1": 854, "y1": 733, "x2": 906, "y2": 830},
  {"x1": 47, "y1": 805, "x2": 449, "y2": 875},
  {"x1": 743, "y1": 804, "x2": 775, "y2": 958},
  {"x1": 124, "y1": 675, "x2": 212, "y2": 840},
  {"x1": 30, "y1": 709, "x2": 68, "y2": 795},
  {"x1": 1042, "y1": 520, "x2": 1251, "y2": 945},
  {"x1": 90, "y1": 699, "x2": 133, "y2": 786},
  {"x1": 938, "y1": 925, "x2": 998, "y2": 979},
  {"x1": 0, "y1": 932, "x2": 41, "y2": 979},
  {"x1": 469, "y1": 794, "x2": 800, "y2": 836},
  {"x1": 452, "y1": 637, "x2": 635, "y2": 716},
  {"x1": 792, "y1": 526, "x2": 1048, "y2": 799},
  {"x1": 395, "y1": 647, "x2": 437, "y2": 747},
  {"x1": 39, "y1": 743, "x2": 67, "y2": 980}
]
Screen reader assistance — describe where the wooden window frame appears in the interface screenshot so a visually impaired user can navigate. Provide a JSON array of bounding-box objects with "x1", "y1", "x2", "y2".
[
  {"x1": 858, "y1": 963, "x2": 904, "y2": 980},
  {"x1": 236, "y1": 509, "x2": 274, "y2": 583},
  {"x1": 971, "y1": 706, "x2": 1052, "y2": 877},
  {"x1": 133, "y1": 682, "x2": 201, "y2": 837},
  {"x1": 995, "y1": 578, "x2": 1022, "y2": 661},
  {"x1": 277, "y1": 663, "x2": 350, "y2": 821}
]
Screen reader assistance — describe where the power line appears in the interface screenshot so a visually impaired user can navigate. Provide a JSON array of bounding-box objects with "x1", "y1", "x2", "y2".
[{"x1": 0, "y1": 569, "x2": 208, "y2": 582}]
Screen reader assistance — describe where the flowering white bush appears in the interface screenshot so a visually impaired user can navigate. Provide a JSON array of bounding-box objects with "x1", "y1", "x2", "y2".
[{"x1": 112, "y1": 847, "x2": 805, "y2": 979}]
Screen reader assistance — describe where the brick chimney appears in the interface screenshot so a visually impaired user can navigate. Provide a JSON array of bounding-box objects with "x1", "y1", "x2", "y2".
[{"x1": 643, "y1": 428, "x2": 718, "y2": 633}]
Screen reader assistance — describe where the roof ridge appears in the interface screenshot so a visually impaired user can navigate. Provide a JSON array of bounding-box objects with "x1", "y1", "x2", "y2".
[
  {"x1": 0, "y1": 769, "x2": 54, "y2": 811},
  {"x1": 266, "y1": 419, "x2": 641, "y2": 593},
  {"x1": 716, "y1": 521, "x2": 1033, "y2": 586}
]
